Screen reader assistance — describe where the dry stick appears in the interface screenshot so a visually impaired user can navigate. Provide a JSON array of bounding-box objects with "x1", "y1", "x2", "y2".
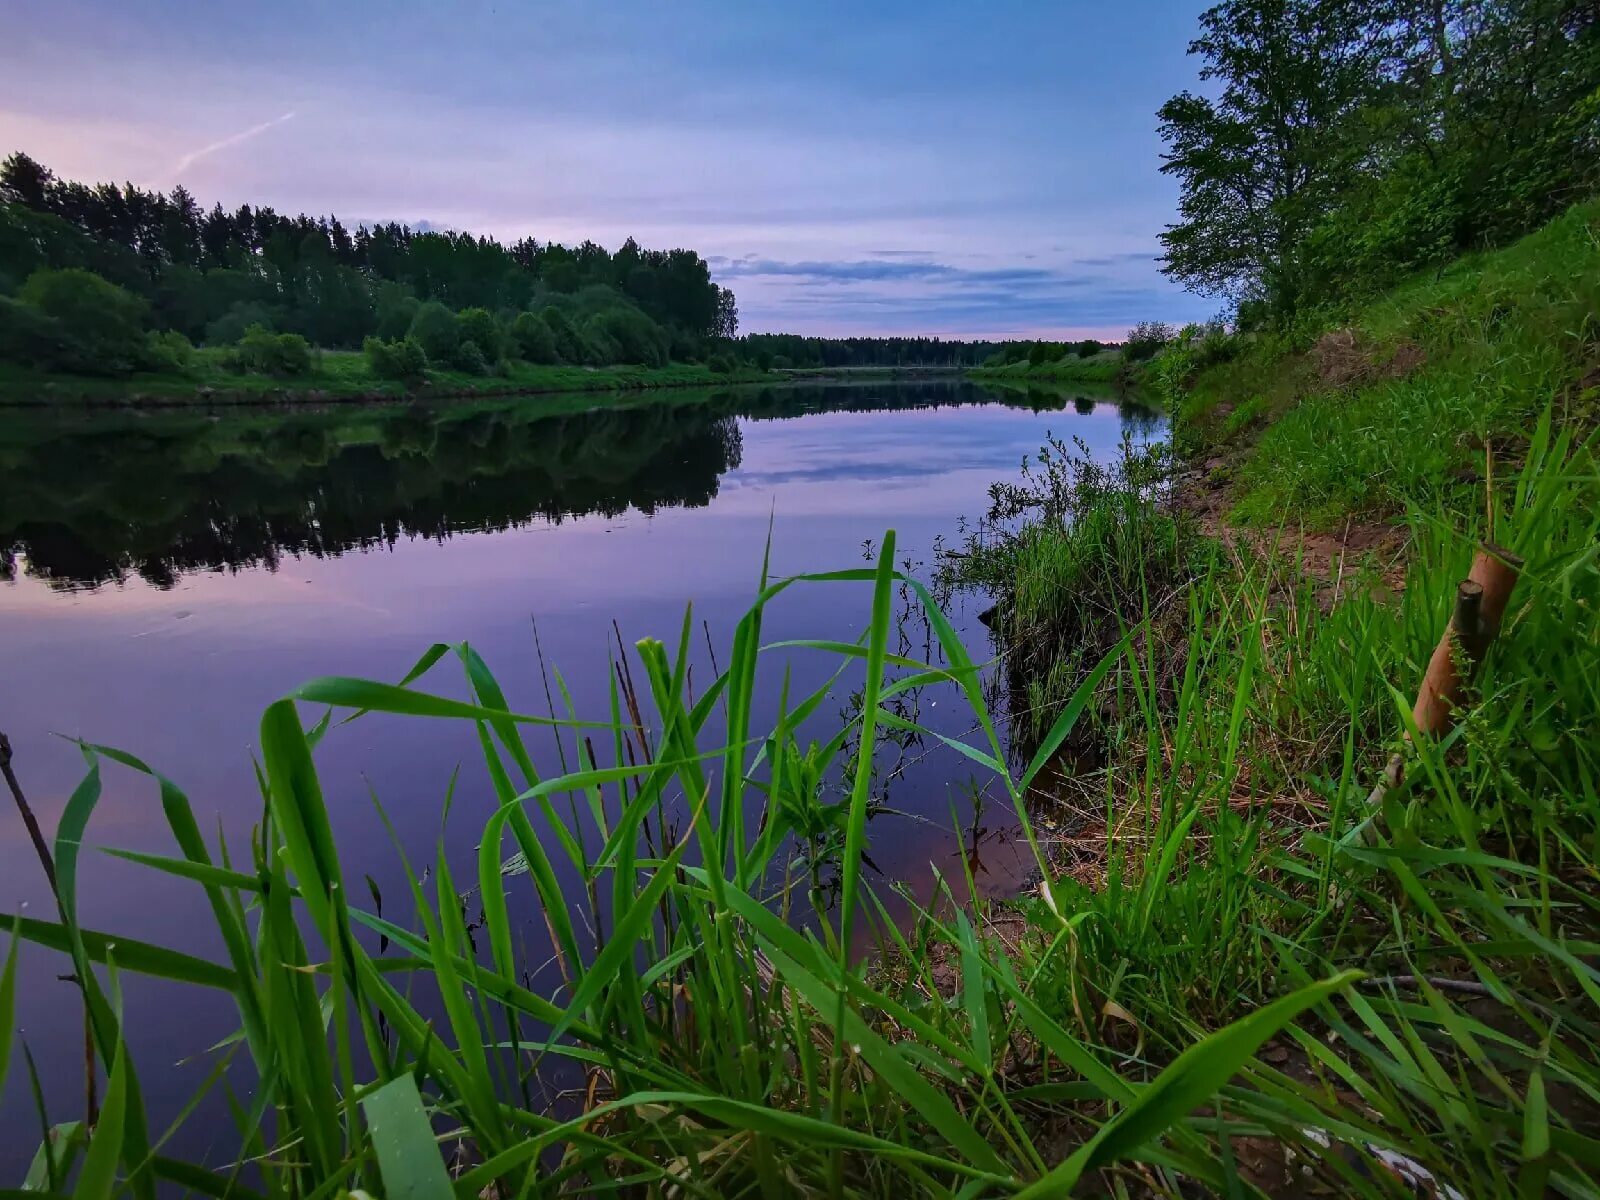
[
  {"x1": 1365, "y1": 543, "x2": 1523, "y2": 812},
  {"x1": 0, "y1": 731, "x2": 98, "y2": 1127}
]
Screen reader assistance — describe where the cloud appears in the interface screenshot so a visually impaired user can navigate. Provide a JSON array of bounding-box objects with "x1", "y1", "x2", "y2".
[{"x1": 172, "y1": 111, "x2": 297, "y2": 180}]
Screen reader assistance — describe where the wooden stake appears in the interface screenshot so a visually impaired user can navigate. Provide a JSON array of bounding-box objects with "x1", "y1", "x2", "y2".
[{"x1": 1365, "y1": 543, "x2": 1522, "y2": 814}]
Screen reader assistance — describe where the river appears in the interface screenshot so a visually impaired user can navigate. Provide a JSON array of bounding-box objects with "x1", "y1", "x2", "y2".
[{"x1": 0, "y1": 377, "x2": 1159, "y2": 1172}]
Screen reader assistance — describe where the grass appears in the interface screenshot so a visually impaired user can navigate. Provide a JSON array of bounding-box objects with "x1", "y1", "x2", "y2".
[
  {"x1": 969, "y1": 351, "x2": 1127, "y2": 385},
  {"x1": 1178, "y1": 196, "x2": 1600, "y2": 527},
  {"x1": 5, "y1": 204, "x2": 1600, "y2": 1197},
  {"x1": 7, "y1": 408, "x2": 1599, "y2": 1195},
  {"x1": 0, "y1": 349, "x2": 770, "y2": 407}
]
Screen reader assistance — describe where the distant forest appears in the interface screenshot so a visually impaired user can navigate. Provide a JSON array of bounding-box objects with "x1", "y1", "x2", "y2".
[{"x1": 0, "y1": 152, "x2": 738, "y2": 375}]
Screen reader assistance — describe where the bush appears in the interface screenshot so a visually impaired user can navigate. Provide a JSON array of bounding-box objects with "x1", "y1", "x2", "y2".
[
  {"x1": 1123, "y1": 320, "x2": 1174, "y2": 362},
  {"x1": 540, "y1": 306, "x2": 586, "y2": 363},
  {"x1": 407, "y1": 301, "x2": 458, "y2": 364},
  {"x1": 510, "y1": 311, "x2": 559, "y2": 363},
  {"x1": 587, "y1": 306, "x2": 666, "y2": 366},
  {"x1": 455, "y1": 307, "x2": 501, "y2": 361},
  {"x1": 1027, "y1": 341, "x2": 1052, "y2": 366},
  {"x1": 18, "y1": 267, "x2": 148, "y2": 374},
  {"x1": 144, "y1": 329, "x2": 194, "y2": 373},
  {"x1": 231, "y1": 324, "x2": 313, "y2": 376},
  {"x1": 453, "y1": 339, "x2": 489, "y2": 376},
  {"x1": 363, "y1": 335, "x2": 428, "y2": 382},
  {"x1": 708, "y1": 352, "x2": 736, "y2": 374}
]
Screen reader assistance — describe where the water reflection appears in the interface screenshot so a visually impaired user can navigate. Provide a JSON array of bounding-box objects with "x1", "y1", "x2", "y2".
[{"x1": 1, "y1": 381, "x2": 1156, "y2": 592}]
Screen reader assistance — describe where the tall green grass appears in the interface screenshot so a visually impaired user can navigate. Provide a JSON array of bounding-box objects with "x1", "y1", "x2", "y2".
[{"x1": 5, "y1": 422, "x2": 1598, "y2": 1195}]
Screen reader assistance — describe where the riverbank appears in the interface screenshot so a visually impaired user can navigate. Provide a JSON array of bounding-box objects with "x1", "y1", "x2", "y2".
[
  {"x1": 967, "y1": 349, "x2": 1127, "y2": 386},
  {"x1": 945, "y1": 197, "x2": 1600, "y2": 1191},
  {"x1": 0, "y1": 350, "x2": 770, "y2": 408}
]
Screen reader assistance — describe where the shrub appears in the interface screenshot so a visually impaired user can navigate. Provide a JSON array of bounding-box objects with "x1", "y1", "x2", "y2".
[
  {"x1": 455, "y1": 307, "x2": 501, "y2": 361},
  {"x1": 144, "y1": 329, "x2": 194, "y2": 373},
  {"x1": 407, "y1": 301, "x2": 458, "y2": 364},
  {"x1": 453, "y1": 338, "x2": 489, "y2": 376},
  {"x1": 363, "y1": 335, "x2": 428, "y2": 381},
  {"x1": 708, "y1": 352, "x2": 736, "y2": 374},
  {"x1": 1027, "y1": 341, "x2": 1052, "y2": 366},
  {"x1": 18, "y1": 267, "x2": 148, "y2": 374},
  {"x1": 587, "y1": 306, "x2": 665, "y2": 366},
  {"x1": 232, "y1": 324, "x2": 313, "y2": 376},
  {"x1": 510, "y1": 311, "x2": 559, "y2": 363},
  {"x1": 540, "y1": 306, "x2": 586, "y2": 363}
]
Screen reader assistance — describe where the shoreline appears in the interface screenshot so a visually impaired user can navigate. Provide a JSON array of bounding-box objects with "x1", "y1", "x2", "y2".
[{"x1": 0, "y1": 361, "x2": 774, "y2": 410}]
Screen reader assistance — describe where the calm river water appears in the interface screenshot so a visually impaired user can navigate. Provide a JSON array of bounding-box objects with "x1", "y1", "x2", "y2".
[{"x1": 0, "y1": 378, "x2": 1158, "y2": 1171}]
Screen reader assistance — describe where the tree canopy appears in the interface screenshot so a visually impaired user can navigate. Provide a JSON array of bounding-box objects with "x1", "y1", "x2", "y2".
[
  {"x1": 0, "y1": 152, "x2": 738, "y2": 360},
  {"x1": 1159, "y1": 0, "x2": 1600, "y2": 323}
]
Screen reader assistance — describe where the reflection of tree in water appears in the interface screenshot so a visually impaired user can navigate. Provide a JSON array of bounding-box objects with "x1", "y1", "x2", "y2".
[
  {"x1": 0, "y1": 402, "x2": 745, "y2": 591},
  {"x1": 0, "y1": 379, "x2": 1153, "y2": 591}
]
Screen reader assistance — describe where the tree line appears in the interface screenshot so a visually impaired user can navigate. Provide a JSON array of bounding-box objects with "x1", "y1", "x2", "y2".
[
  {"x1": 1159, "y1": 0, "x2": 1599, "y2": 326},
  {"x1": 736, "y1": 334, "x2": 1042, "y2": 369},
  {"x1": 0, "y1": 151, "x2": 739, "y2": 376}
]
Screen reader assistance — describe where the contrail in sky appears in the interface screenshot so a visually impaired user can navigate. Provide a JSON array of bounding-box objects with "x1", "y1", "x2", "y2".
[{"x1": 172, "y1": 111, "x2": 297, "y2": 178}]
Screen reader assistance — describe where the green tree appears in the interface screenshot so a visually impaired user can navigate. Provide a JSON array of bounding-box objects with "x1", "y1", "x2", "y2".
[
  {"x1": 408, "y1": 301, "x2": 459, "y2": 364},
  {"x1": 455, "y1": 307, "x2": 501, "y2": 360},
  {"x1": 510, "y1": 311, "x2": 559, "y2": 363},
  {"x1": 1157, "y1": 0, "x2": 1379, "y2": 314},
  {"x1": 0, "y1": 151, "x2": 54, "y2": 210},
  {"x1": 19, "y1": 267, "x2": 149, "y2": 374}
]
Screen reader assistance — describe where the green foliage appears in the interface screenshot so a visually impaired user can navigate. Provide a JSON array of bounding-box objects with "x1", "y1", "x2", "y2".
[
  {"x1": 587, "y1": 305, "x2": 667, "y2": 366},
  {"x1": 1026, "y1": 340, "x2": 1051, "y2": 366},
  {"x1": 452, "y1": 338, "x2": 489, "y2": 376},
  {"x1": 1186, "y1": 197, "x2": 1600, "y2": 526},
  {"x1": 406, "y1": 300, "x2": 458, "y2": 364},
  {"x1": 205, "y1": 301, "x2": 280, "y2": 347},
  {"x1": 509, "y1": 310, "x2": 559, "y2": 363},
  {"x1": 143, "y1": 329, "x2": 194, "y2": 373},
  {"x1": 1160, "y1": 0, "x2": 1600, "y2": 322},
  {"x1": 14, "y1": 267, "x2": 149, "y2": 374},
  {"x1": 454, "y1": 306, "x2": 501, "y2": 360},
  {"x1": 362, "y1": 335, "x2": 428, "y2": 382},
  {"x1": 230, "y1": 324, "x2": 313, "y2": 377},
  {"x1": 1122, "y1": 319, "x2": 1173, "y2": 362},
  {"x1": 539, "y1": 305, "x2": 586, "y2": 363}
]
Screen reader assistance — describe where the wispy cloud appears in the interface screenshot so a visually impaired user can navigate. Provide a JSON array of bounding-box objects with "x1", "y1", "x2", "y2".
[{"x1": 172, "y1": 110, "x2": 297, "y2": 179}]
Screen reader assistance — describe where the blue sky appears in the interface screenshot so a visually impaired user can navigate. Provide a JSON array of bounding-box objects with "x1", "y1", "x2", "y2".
[{"x1": 1, "y1": 0, "x2": 1219, "y2": 338}]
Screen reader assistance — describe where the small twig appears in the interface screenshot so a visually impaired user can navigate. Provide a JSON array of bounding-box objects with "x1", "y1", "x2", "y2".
[
  {"x1": 0, "y1": 731, "x2": 59, "y2": 894},
  {"x1": 1360, "y1": 974, "x2": 1495, "y2": 999}
]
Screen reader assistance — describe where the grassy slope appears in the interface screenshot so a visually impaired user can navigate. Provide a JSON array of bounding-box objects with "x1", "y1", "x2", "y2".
[
  {"x1": 0, "y1": 346, "x2": 769, "y2": 406},
  {"x1": 957, "y1": 199, "x2": 1600, "y2": 1192},
  {"x1": 1182, "y1": 196, "x2": 1600, "y2": 526}
]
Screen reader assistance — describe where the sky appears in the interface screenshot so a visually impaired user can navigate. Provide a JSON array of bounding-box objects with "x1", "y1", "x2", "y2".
[{"x1": 1, "y1": 0, "x2": 1220, "y2": 340}]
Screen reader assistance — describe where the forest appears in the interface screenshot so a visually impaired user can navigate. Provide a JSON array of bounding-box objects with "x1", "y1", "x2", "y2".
[{"x1": 0, "y1": 153, "x2": 739, "y2": 380}]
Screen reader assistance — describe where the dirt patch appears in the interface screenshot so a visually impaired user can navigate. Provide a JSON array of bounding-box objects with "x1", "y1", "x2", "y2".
[
  {"x1": 1173, "y1": 458, "x2": 1409, "y2": 602},
  {"x1": 1313, "y1": 327, "x2": 1427, "y2": 390}
]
